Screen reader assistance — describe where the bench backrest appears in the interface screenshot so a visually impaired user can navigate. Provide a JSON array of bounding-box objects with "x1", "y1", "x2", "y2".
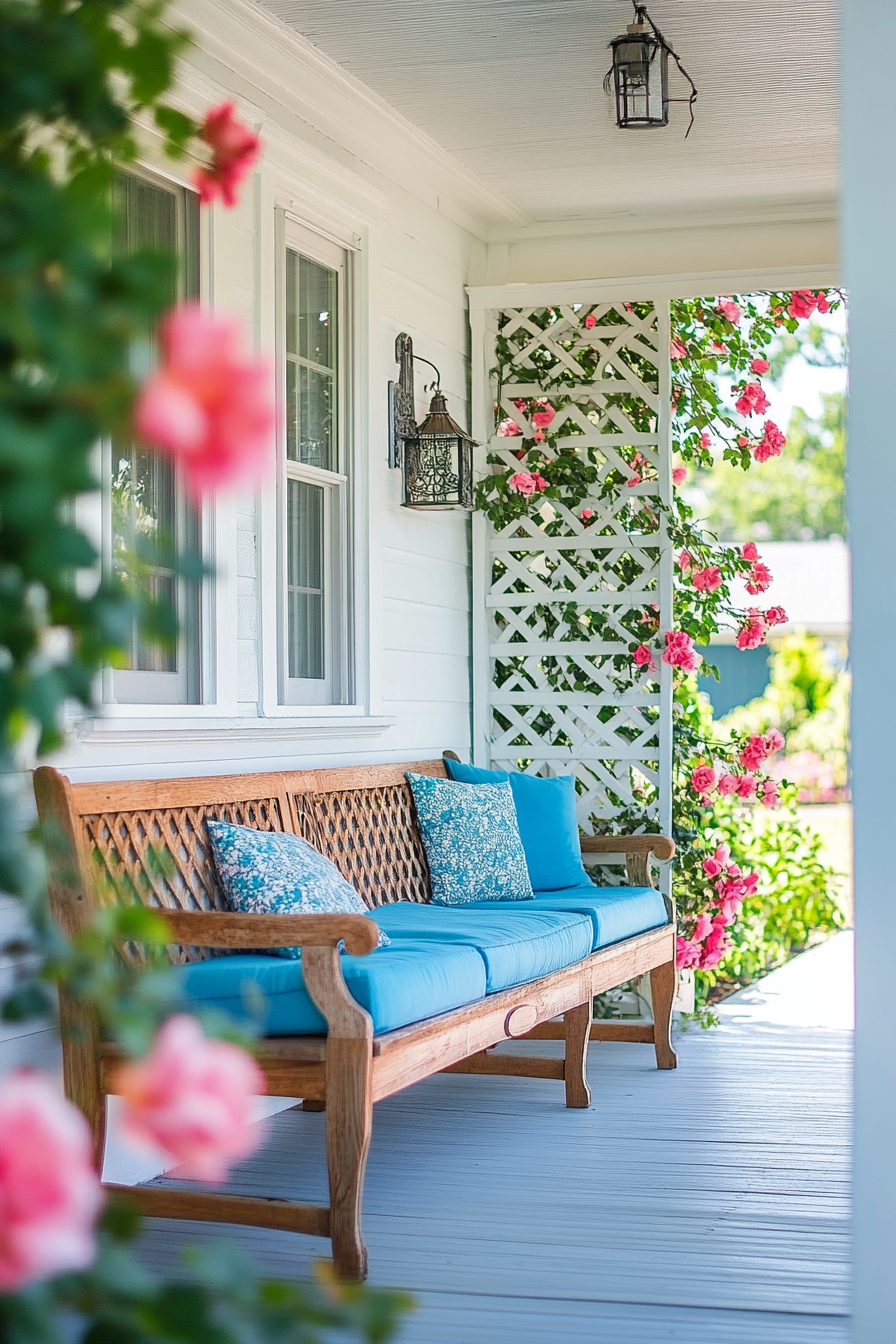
[{"x1": 33, "y1": 760, "x2": 447, "y2": 962}]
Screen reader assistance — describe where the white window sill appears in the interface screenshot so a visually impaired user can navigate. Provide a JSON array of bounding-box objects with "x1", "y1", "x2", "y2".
[{"x1": 73, "y1": 712, "x2": 396, "y2": 745}]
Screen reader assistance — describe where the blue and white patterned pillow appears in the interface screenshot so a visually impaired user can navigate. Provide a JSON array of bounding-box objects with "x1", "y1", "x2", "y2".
[
  {"x1": 206, "y1": 821, "x2": 389, "y2": 954},
  {"x1": 406, "y1": 772, "x2": 534, "y2": 905}
]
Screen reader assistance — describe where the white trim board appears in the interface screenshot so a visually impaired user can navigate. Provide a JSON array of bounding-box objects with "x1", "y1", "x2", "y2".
[{"x1": 468, "y1": 264, "x2": 842, "y2": 311}]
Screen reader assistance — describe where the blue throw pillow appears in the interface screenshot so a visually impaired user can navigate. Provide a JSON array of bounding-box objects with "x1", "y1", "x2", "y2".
[
  {"x1": 443, "y1": 761, "x2": 589, "y2": 892},
  {"x1": 405, "y1": 772, "x2": 534, "y2": 905},
  {"x1": 206, "y1": 821, "x2": 390, "y2": 953}
]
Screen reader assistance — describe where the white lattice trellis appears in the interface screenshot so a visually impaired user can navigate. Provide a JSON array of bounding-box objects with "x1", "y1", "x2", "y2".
[{"x1": 470, "y1": 293, "x2": 673, "y2": 840}]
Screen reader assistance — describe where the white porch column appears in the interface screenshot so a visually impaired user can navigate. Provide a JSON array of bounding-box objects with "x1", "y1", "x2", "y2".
[{"x1": 844, "y1": 3, "x2": 896, "y2": 1339}]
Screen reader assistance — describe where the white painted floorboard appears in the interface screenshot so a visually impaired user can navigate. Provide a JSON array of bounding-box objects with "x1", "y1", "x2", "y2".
[{"x1": 136, "y1": 934, "x2": 853, "y2": 1342}]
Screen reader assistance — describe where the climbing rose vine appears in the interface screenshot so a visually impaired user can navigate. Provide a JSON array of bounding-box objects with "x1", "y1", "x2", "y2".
[{"x1": 475, "y1": 288, "x2": 844, "y2": 986}]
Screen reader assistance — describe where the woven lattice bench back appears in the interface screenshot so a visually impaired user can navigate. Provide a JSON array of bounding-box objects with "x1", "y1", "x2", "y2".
[{"x1": 36, "y1": 760, "x2": 448, "y2": 963}]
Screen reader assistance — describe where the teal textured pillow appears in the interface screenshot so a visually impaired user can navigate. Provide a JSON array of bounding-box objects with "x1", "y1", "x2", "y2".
[
  {"x1": 206, "y1": 821, "x2": 389, "y2": 953},
  {"x1": 406, "y1": 772, "x2": 534, "y2": 905},
  {"x1": 443, "y1": 761, "x2": 589, "y2": 892}
]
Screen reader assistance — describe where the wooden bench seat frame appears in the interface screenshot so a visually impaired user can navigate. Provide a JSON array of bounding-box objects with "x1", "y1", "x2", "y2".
[{"x1": 34, "y1": 759, "x2": 677, "y2": 1282}]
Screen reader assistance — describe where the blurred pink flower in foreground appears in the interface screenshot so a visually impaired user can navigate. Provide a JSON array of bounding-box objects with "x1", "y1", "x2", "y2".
[
  {"x1": 135, "y1": 305, "x2": 275, "y2": 497},
  {"x1": 194, "y1": 102, "x2": 261, "y2": 207},
  {"x1": 115, "y1": 1015, "x2": 265, "y2": 1183},
  {"x1": 672, "y1": 465, "x2": 687, "y2": 486},
  {"x1": 0, "y1": 1071, "x2": 103, "y2": 1290}
]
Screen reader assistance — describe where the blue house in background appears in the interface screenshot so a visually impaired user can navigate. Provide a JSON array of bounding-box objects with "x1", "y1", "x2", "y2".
[
  {"x1": 698, "y1": 645, "x2": 772, "y2": 717},
  {"x1": 696, "y1": 541, "x2": 850, "y2": 717}
]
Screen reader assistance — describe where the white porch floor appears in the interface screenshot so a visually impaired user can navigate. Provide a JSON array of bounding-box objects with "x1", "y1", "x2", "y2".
[{"x1": 137, "y1": 934, "x2": 853, "y2": 1343}]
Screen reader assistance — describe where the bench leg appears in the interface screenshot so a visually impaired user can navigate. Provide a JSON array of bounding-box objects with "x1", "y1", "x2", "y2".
[
  {"x1": 563, "y1": 1001, "x2": 592, "y2": 1108},
  {"x1": 650, "y1": 960, "x2": 678, "y2": 1070},
  {"x1": 326, "y1": 1037, "x2": 373, "y2": 1280}
]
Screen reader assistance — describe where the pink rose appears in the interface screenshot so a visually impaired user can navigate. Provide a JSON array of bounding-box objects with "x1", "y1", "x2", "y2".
[
  {"x1": 754, "y1": 420, "x2": 786, "y2": 463},
  {"x1": 702, "y1": 856, "x2": 723, "y2": 878},
  {"x1": 788, "y1": 290, "x2": 818, "y2": 320},
  {"x1": 745, "y1": 561, "x2": 772, "y2": 594},
  {"x1": 672, "y1": 465, "x2": 687, "y2": 486},
  {"x1": 691, "y1": 765, "x2": 717, "y2": 796},
  {"x1": 497, "y1": 418, "x2": 522, "y2": 437},
  {"x1": 694, "y1": 912, "x2": 714, "y2": 941},
  {"x1": 662, "y1": 630, "x2": 702, "y2": 672},
  {"x1": 742, "y1": 542, "x2": 759, "y2": 561},
  {"x1": 717, "y1": 300, "x2": 742, "y2": 325},
  {"x1": 193, "y1": 102, "x2": 261, "y2": 209},
  {"x1": 693, "y1": 565, "x2": 722, "y2": 592},
  {"x1": 676, "y1": 936, "x2": 702, "y2": 969},
  {"x1": 532, "y1": 406, "x2": 555, "y2": 429},
  {"x1": 135, "y1": 305, "x2": 275, "y2": 497},
  {"x1": 764, "y1": 728, "x2": 785, "y2": 753},
  {"x1": 581, "y1": 508, "x2": 594, "y2": 521},
  {"x1": 735, "y1": 773, "x2": 758, "y2": 798},
  {"x1": 627, "y1": 474, "x2": 641, "y2": 487},
  {"x1": 670, "y1": 338, "x2": 688, "y2": 360},
  {"x1": 633, "y1": 643, "x2": 653, "y2": 668},
  {"x1": 115, "y1": 1015, "x2": 265, "y2": 1183},
  {"x1": 584, "y1": 314, "x2": 597, "y2": 329},
  {"x1": 751, "y1": 357, "x2": 770, "y2": 374},
  {"x1": 717, "y1": 773, "x2": 738, "y2": 796},
  {"x1": 734, "y1": 382, "x2": 771, "y2": 417},
  {"x1": 736, "y1": 609, "x2": 767, "y2": 650},
  {"x1": 700, "y1": 432, "x2": 712, "y2": 449},
  {"x1": 766, "y1": 605, "x2": 788, "y2": 626},
  {"x1": 740, "y1": 734, "x2": 769, "y2": 771},
  {"x1": 508, "y1": 472, "x2": 538, "y2": 496},
  {"x1": 533, "y1": 429, "x2": 546, "y2": 443},
  {"x1": 0, "y1": 1071, "x2": 103, "y2": 1290},
  {"x1": 760, "y1": 781, "x2": 779, "y2": 808},
  {"x1": 678, "y1": 550, "x2": 693, "y2": 571}
]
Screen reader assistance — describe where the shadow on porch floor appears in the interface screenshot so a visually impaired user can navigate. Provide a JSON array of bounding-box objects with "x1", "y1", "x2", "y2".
[{"x1": 136, "y1": 933, "x2": 853, "y2": 1343}]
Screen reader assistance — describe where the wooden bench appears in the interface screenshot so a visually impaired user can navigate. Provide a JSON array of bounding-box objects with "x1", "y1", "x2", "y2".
[{"x1": 34, "y1": 757, "x2": 677, "y2": 1281}]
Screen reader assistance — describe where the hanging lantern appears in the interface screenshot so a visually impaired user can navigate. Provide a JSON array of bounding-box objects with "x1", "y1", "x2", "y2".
[
  {"x1": 388, "y1": 333, "x2": 475, "y2": 510},
  {"x1": 606, "y1": 3, "x2": 697, "y2": 134}
]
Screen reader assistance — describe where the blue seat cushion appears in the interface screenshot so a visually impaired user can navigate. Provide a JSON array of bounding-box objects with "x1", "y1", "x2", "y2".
[
  {"x1": 526, "y1": 886, "x2": 669, "y2": 950},
  {"x1": 443, "y1": 761, "x2": 589, "y2": 892},
  {"x1": 370, "y1": 903, "x2": 593, "y2": 993},
  {"x1": 172, "y1": 940, "x2": 487, "y2": 1036}
]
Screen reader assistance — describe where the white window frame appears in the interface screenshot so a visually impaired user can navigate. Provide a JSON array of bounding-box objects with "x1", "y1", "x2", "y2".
[
  {"x1": 105, "y1": 162, "x2": 205, "y2": 708},
  {"x1": 278, "y1": 219, "x2": 353, "y2": 707}
]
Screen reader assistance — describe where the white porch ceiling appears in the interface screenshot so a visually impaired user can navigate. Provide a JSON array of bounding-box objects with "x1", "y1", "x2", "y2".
[{"x1": 258, "y1": 0, "x2": 838, "y2": 229}]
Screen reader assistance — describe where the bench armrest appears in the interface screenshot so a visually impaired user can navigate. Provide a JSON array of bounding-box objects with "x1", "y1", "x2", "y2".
[
  {"x1": 579, "y1": 834, "x2": 675, "y2": 861},
  {"x1": 157, "y1": 910, "x2": 379, "y2": 956}
]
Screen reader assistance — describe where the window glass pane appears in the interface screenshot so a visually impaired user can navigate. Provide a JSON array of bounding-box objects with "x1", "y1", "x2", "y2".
[
  {"x1": 285, "y1": 247, "x2": 337, "y2": 470},
  {"x1": 287, "y1": 479, "x2": 325, "y2": 681},
  {"x1": 111, "y1": 170, "x2": 200, "y2": 698},
  {"x1": 298, "y1": 255, "x2": 335, "y2": 368},
  {"x1": 112, "y1": 448, "x2": 177, "y2": 672}
]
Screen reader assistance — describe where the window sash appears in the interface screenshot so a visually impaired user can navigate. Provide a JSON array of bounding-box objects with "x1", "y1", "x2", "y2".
[
  {"x1": 281, "y1": 231, "x2": 349, "y2": 707},
  {"x1": 109, "y1": 166, "x2": 202, "y2": 706}
]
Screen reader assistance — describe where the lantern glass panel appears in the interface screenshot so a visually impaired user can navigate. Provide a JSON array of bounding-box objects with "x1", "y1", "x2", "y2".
[
  {"x1": 612, "y1": 33, "x2": 668, "y2": 127},
  {"x1": 404, "y1": 432, "x2": 472, "y2": 509}
]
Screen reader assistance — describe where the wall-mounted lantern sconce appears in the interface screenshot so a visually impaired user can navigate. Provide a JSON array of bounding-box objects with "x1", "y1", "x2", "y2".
[
  {"x1": 388, "y1": 332, "x2": 475, "y2": 510},
  {"x1": 606, "y1": 2, "x2": 697, "y2": 136}
]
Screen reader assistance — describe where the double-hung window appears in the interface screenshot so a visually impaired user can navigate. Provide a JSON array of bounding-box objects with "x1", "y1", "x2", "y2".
[
  {"x1": 109, "y1": 168, "x2": 202, "y2": 705},
  {"x1": 282, "y1": 228, "x2": 350, "y2": 705}
]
